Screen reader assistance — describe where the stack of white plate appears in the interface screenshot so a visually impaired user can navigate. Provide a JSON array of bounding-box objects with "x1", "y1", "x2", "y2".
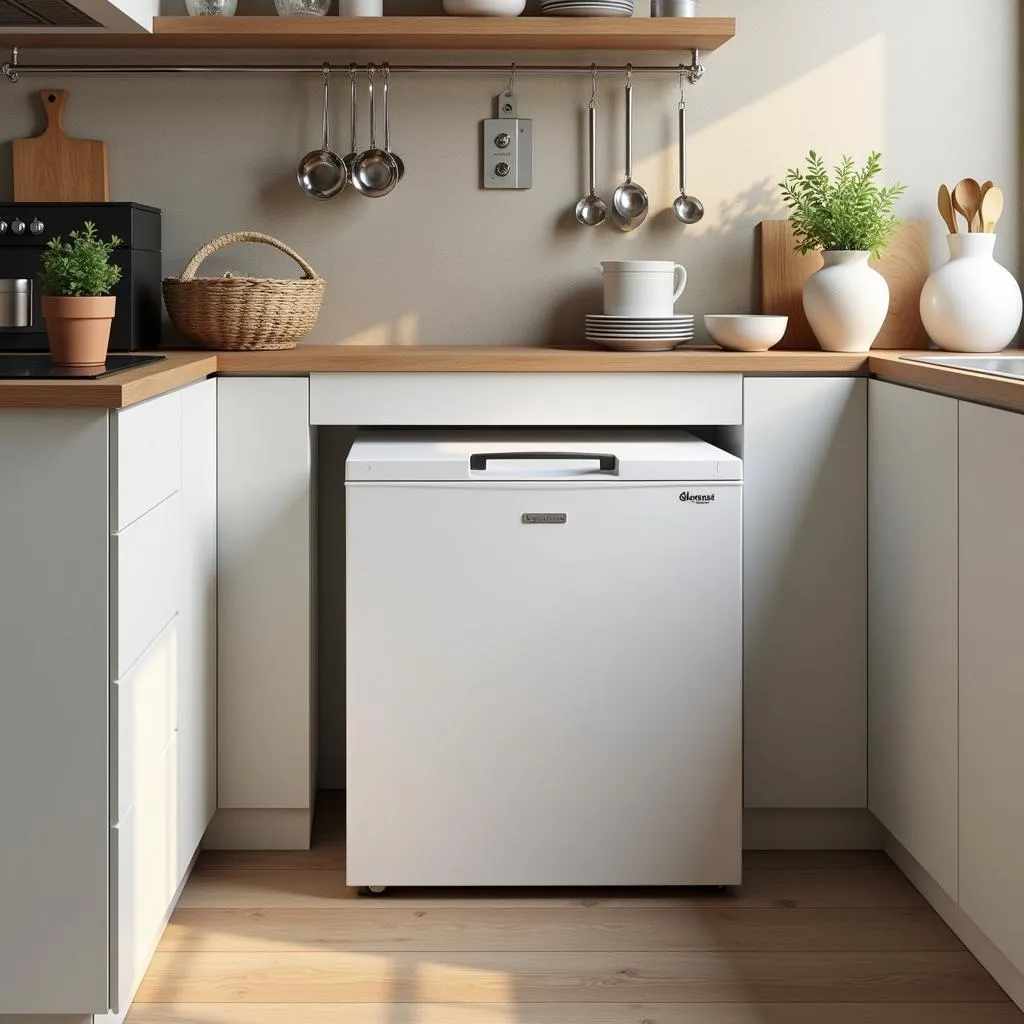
[
  {"x1": 540, "y1": 0, "x2": 632, "y2": 16},
  {"x1": 585, "y1": 314, "x2": 695, "y2": 352}
]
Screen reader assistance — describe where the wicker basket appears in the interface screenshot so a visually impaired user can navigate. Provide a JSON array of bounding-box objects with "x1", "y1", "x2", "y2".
[{"x1": 163, "y1": 231, "x2": 325, "y2": 350}]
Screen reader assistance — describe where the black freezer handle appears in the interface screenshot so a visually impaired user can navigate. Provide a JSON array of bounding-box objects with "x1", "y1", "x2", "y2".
[{"x1": 469, "y1": 451, "x2": 618, "y2": 472}]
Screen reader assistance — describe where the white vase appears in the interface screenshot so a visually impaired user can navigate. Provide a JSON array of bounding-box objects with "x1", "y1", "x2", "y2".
[
  {"x1": 919, "y1": 234, "x2": 1022, "y2": 353},
  {"x1": 802, "y1": 250, "x2": 890, "y2": 352}
]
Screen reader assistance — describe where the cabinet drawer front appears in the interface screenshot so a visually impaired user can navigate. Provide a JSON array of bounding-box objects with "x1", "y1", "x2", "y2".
[
  {"x1": 112, "y1": 392, "x2": 181, "y2": 532},
  {"x1": 113, "y1": 617, "x2": 179, "y2": 823},
  {"x1": 311, "y1": 372, "x2": 742, "y2": 426},
  {"x1": 112, "y1": 494, "x2": 181, "y2": 679},
  {"x1": 111, "y1": 734, "x2": 179, "y2": 1015}
]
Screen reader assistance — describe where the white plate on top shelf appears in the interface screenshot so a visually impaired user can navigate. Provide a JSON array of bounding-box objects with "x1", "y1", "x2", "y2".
[
  {"x1": 541, "y1": 6, "x2": 633, "y2": 15},
  {"x1": 586, "y1": 314, "x2": 694, "y2": 322},
  {"x1": 587, "y1": 330, "x2": 696, "y2": 340},
  {"x1": 444, "y1": 0, "x2": 526, "y2": 12}
]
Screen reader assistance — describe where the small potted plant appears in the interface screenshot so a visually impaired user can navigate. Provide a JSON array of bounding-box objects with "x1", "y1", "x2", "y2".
[
  {"x1": 780, "y1": 151, "x2": 906, "y2": 352},
  {"x1": 39, "y1": 221, "x2": 123, "y2": 366}
]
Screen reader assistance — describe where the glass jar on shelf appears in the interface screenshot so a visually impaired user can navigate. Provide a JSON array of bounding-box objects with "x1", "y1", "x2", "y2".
[
  {"x1": 184, "y1": 0, "x2": 238, "y2": 14},
  {"x1": 274, "y1": 0, "x2": 331, "y2": 14}
]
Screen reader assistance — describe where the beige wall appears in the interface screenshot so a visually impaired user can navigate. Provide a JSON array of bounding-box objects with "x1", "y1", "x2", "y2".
[{"x1": 1, "y1": 0, "x2": 1018, "y2": 347}]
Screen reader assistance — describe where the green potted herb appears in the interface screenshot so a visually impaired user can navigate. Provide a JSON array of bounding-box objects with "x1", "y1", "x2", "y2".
[
  {"x1": 780, "y1": 151, "x2": 906, "y2": 352},
  {"x1": 39, "y1": 221, "x2": 123, "y2": 366}
]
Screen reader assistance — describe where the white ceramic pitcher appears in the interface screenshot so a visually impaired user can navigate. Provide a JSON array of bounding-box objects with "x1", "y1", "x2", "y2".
[{"x1": 599, "y1": 260, "x2": 687, "y2": 317}]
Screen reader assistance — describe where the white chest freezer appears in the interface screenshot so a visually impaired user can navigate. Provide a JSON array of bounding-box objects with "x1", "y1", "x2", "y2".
[{"x1": 345, "y1": 430, "x2": 742, "y2": 888}]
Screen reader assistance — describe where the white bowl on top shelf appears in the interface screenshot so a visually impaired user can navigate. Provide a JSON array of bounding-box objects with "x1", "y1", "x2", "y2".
[
  {"x1": 705, "y1": 314, "x2": 788, "y2": 352},
  {"x1": 443, "y1": 0, "x2": 526, "y2": 14}
]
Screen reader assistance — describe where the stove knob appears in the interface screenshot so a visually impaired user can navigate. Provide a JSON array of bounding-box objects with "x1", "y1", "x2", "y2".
[
  {"x1": 29, "y1": 218, "x2": 44, "y2": 236},
  {"x1": 0, "y1": 220, "x2": 7, "y2": 235},
  {"x1": 11, "y1": 219, "x2": 26, "y2": 235}
]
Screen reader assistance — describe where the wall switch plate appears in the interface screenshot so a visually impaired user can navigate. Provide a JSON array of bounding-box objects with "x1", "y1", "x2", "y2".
[{"x1": 482, "y1": 92, "x2": 533, "y2": 190}]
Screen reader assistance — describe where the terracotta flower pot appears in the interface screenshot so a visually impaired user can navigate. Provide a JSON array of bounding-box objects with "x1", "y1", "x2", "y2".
[{"x1": 42, "y1": 295, "x2": 116, "y2": 366}]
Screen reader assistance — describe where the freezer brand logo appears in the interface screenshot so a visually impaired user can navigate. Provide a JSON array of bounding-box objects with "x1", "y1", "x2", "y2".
[
  {"x1": 679, "y1": 491, "x2": 715, "y2": 504},
  {"x1": 522, "y1": 513, "x2": 568, "y2": 524}
]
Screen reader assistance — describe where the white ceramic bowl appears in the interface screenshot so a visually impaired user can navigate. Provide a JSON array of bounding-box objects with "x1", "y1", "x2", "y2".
[
  {"x1": 443, "y1": 0, "x2": 526, "y2": 14},
  {"x1": 704, "y1": 314, "x2": 788, "y2": 352}
]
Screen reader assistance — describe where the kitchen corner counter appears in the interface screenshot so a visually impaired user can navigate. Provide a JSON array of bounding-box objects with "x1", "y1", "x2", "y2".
[
  {"x1": 1, "y1": 345, "x2": 1023, "y2": 411},
  {"x1": 868, "y1": 352, "x2": 1024, "y2": 413},
  {"x1": 0, "y1": 352, "x2": 217, "y2": 409}
]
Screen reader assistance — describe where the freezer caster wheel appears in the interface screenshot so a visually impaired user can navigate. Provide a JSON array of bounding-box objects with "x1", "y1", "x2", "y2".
[{"x1": 359, "y1": 885, "x2": 388, "y2": 896}]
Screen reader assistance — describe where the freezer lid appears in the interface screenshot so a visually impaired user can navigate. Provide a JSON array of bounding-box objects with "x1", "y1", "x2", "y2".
[{"x1": 346, "y1": 430, "x2": 742, "y2": 481}]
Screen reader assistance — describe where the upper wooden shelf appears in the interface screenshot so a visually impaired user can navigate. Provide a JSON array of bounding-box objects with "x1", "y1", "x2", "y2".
[{"x1": 7, "y1": 15, "x2": 735, "y2": 52}]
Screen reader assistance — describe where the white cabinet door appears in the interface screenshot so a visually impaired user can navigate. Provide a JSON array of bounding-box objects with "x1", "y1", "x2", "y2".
[
  {"x1": 868, "y1": 381, "x2": 958, "y2": 899},
  {"x1": 110, "y1": 492, "x2": 182, "y2": 679},
  {"x1": 217, "y1": 378, "x2": 313, "y2": 816},
  {"x1": 110, "y1": 734, "x2": 179, "y2": 1015},
  {"x1": 959, "y1": 400, "x2": 1024, "y2": 975},
  {"x1": 110, "y1": 389, "x2": 180, "y2": 532},
  {"x1": 178, "y1": 378, "x2": 218, "y2": 875},
  {"x1": 743, "y1": 377, "x2": 867, "y2": 808},
  {"x1": 0, "y1": 410, "x2": 109, "y2": 1013}
]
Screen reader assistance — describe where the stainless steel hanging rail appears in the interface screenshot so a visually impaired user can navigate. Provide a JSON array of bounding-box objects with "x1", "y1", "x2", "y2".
[{"x1": 2, "y1": 46, "x2": 705, "y2": 84}]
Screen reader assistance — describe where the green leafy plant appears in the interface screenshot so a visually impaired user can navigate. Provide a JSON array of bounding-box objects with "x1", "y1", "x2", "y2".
[
  {"x1": 38, "y1": 221, "x2": 123, "y2": 297},
  {"x1": 779, "y1": 151, "x2": 907, "y2": 258}
]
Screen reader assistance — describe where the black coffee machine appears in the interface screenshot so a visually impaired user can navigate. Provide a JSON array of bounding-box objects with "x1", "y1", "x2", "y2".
[{"x1": 0, "y1": 202, "x2": 161, "y2": 352}]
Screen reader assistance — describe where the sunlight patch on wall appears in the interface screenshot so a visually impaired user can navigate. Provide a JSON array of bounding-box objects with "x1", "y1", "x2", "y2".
[
  {"x1": 633, "y1": 34, "x2": 887, "y2": 238},
  {"x1": 322, "y1": 313, "x2": 421, "y2": 346}
]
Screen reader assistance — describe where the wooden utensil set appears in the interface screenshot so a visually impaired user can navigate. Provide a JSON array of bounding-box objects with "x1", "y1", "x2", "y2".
[{"x1": 937, "y1": 178, "x2": 1003, "y2": 235}]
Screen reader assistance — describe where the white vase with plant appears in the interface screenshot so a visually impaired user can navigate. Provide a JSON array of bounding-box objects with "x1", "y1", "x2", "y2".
[
  {"x1": 39, "y1": 221, "x2": 123, "y2": 366},
  {"x1": 780, "y1": 151, "x2": 907, "y2": 352}
]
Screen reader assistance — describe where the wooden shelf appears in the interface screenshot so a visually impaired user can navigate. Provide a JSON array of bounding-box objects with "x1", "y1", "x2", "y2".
[{"x1": 5, "y1": 15, "x2": 734, "y2": 52}]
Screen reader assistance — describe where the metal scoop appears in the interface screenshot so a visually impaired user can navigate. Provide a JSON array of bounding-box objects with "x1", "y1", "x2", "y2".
[{"x1": 611, "y1": 68, "x2": 648, "y2": 232}]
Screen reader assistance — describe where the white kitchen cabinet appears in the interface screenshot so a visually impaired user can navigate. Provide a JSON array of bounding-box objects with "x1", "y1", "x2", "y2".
[
  {"x1": 0, "y1": 379, "x2": 215, "y2": 1019},
  {"x1": 959, "y1": 400, "x2": 1024, "y2": 976},
  {"x1": 742, "y1": 376, "x2": 867, "y2": 808},
  {"x1": 215, "y1": 377, "x2": 314, "y2": 849},
  {"x1": 0, "y1": 409, "x2": 110, "y2": 1014},
  {"x1": 868, "y1": 381, "x2": 958, "y2": 900},
  {"x1": 178, "y1": 378, "x2": 218, "y2": 877}
]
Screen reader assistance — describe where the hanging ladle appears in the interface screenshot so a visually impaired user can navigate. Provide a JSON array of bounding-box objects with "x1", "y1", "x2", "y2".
[
  {"x1": 576, "y1": 66, "x2": 607, "y2": 227},
  {"x1": 611, "y1": 66, "x2": 649, "y2": 232},
  {"x1": 297, "y1": 63, "x2": 346, "y2": 201},
  {"x1": 672, "y1": 71, "x2": 704, "y2": 225},
  {"x1": 343, "y1": 63, "x2": 359, "y2": 184},
  {"x1": 382, "y1": 64, "x2": 405, "y2": 183}
]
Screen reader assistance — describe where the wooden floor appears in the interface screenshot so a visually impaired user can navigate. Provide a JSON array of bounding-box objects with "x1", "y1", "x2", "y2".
[{"x1": 128, "y1": 792, "x2": 1024, "y2": 1024}]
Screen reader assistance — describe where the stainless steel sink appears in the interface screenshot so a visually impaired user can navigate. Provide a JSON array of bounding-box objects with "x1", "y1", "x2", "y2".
[{"x1": 902, "y1": 354, "x2": 1024, "y2": 382}]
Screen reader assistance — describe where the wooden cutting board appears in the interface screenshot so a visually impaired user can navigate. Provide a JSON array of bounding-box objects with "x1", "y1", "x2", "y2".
[
  {"x1": 760, "y1": 219, "x2": 931, "y2": 350},
  {"x1": 12, "y1": 90, "x2": 109, "y2": 203}
]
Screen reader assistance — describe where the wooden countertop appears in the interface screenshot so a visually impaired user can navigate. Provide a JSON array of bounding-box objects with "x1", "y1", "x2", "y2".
[
  {"x1": 0, "y1": 346, "x2": 1022, "y2": 411},
  {"x1": 868, "y1": 352, "x2": 1024, "y2": 413},
  {"x1": 0, "y1": 352, "x2": 217, "y2": 410}
]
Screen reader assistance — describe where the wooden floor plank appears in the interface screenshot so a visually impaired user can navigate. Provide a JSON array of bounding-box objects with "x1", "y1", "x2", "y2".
[
  {"x1": 198, "y1": 846, "x2": 890, "y2": 874},
  {"x1": 743, "y1": 850, "x2": 892, "y2": 870},
  {"x1": 179, "y1": 866, "x2": 926, "y2": 910},
  {"x1": 134, "y1": 950, "x2": 1007, "y2": 1004},
  {"x1": 127, "y1": 1003, "x2": 1024, "y2": 1024},
  {"x1": 160, "y1": 905, "x2": 962, "y2": 954},
  {"x1": 137, "y1": 801, "x2": 1021, "y2": 1022}
]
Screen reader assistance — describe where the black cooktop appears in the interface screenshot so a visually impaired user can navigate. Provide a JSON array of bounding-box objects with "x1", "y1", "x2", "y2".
[{"x1": 0, "y1": 354, "x2": 166, "y2": 380}]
